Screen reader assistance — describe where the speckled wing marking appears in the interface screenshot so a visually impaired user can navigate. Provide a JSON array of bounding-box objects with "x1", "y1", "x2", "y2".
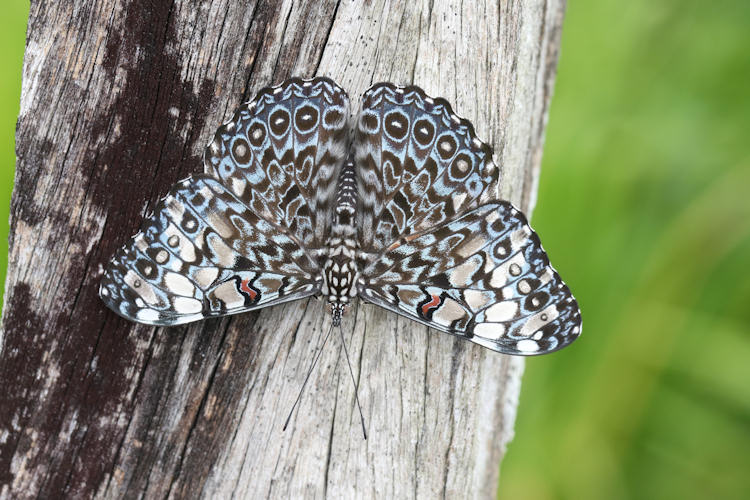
[
  {"x1": 359, "y1": 203, "x2": 581, "y2": 355},
  {"x1": 353, "y1": 83, "x2": 499, "y2": 267},
  {"x1": 100, "y1": 77, "x2": 350, "y2": 325},
  {"x1": 205, "y1": 77, "x2": 350, "y2": 266},
  {"x1": 99, "y1": 175, "x2": 322, "y2": 325}
]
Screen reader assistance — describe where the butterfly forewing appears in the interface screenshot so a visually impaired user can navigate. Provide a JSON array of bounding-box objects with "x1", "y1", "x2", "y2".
[
  {"x1": 100, "y1": 77, "x2": 350, "y2": 325},
  {"x1": 204, "y1": 77, "x2": 350, "y2": 264},
  {"x1": 354, "y1": 83, "x2": 500, "y2": 266}
]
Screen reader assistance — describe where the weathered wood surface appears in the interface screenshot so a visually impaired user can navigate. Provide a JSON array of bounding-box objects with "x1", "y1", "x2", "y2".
[{"x1": 0, "y1": 0, "x2": 564, "y2": 497}]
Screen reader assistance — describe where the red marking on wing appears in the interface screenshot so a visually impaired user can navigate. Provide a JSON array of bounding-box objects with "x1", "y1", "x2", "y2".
[
  {"x1": 240, "y1": 279, "x2": 258, "y2": 300},
  {"x1": 421, "y1": 294, "x2": 441, "y2": 316}
]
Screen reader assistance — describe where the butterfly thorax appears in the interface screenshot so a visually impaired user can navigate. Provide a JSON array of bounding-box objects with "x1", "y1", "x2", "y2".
[{"x1": 321, "y1": 160, "x2": 359, "y2": 326}]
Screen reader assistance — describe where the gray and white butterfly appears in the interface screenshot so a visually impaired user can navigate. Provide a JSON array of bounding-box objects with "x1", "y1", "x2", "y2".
[{"x1": 99, "y1": 77, "x2": 581, "y2": 355}]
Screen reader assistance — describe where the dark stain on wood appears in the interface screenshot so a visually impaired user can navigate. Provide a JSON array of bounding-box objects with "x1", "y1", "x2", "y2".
[
  {"x1": 0, "y1": 283, "x2": 45, "y2": 486},
  {"x1": 1, "y1": 0, "x2": 217, "y2": 495}
]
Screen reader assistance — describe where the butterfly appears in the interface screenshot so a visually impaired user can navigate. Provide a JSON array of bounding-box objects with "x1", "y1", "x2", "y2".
[{"x1": 99, "y1": 77, "x2": 581, "y2": 356}]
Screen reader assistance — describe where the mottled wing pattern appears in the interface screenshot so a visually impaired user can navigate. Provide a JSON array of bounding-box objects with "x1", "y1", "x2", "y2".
[
  {"x1": 100, "y1": 77, "x2": 349, "y2": 325},
  {"x1": 205, "y1": 77, "x2": 350, "y2": 266},
  {"x1": 359, "y1": 203, "x2": 581, "y2": 354},
  {"x1": 99, "y1": 175, "x2": 322, "y2": 325},
  {"x1": 353, "y1": 83, "x2": 499, "y2": 267},
  {"x1": 354, "y1": 83, "x2": 580, "y2": 355}
]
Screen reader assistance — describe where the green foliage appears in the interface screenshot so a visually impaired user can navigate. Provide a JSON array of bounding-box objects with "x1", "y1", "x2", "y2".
[{"x1": 499, "y1": 0, "x2": 750, "y2": 498}]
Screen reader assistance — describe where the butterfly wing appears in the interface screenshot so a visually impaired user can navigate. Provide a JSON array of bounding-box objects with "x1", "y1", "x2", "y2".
[
  {"x1": 359, "y1": 202, "x2": 581, "y2": 355},
  {"x1": 100, "y1": 78, "x2": 350, "y2": 325},
  {"x1": 354, "y1": 84, "x2": 581, "y2": 354},
  {"x1": 353, "y1": 83, "x2": 499, "y2": 266},
  {"x1": 205, "y1": 77, "x2": 350, "y2": 264}
]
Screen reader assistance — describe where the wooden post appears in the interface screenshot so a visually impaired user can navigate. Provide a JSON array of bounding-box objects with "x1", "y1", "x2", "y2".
[{"x1": 0, "y1": 0, "x2": 564, "y2": 497}]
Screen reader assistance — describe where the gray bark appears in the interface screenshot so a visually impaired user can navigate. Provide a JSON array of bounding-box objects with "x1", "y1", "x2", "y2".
[{"x1": 0, "y1": 0, "x2": 564, "y2": 497}]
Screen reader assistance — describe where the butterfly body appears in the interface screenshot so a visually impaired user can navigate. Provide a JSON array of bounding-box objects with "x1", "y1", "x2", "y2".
[
  {"x1": 100, "y1": 77, "x2": 581, "y2": 355},
  {"x1": 322, "y1": 160, "x2": 359, "y2": 325}
]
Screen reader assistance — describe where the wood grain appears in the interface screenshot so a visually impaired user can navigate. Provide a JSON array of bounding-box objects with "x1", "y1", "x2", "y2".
[{"x1": 0, "y1": 0, "x2": 564, "y2": 497}]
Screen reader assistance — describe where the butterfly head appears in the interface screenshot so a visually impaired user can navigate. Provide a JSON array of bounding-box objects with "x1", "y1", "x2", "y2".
[{"x1": 328, "y1": 302, "x2": 347, "y2": 327}]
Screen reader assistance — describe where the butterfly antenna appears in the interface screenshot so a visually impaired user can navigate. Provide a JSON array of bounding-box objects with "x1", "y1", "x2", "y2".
[
  {"x1": 338, "y1": 324, "x2": 367, "y2": 440},
  {"x1": 283, "y1": 321, "x2": 334, "y2": 432}
]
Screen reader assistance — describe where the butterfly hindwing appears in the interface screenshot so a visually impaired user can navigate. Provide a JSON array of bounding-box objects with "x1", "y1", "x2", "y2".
[
  {"x1": 100, "y1": 175, "x2": 322, "y2": 325},
  {"x1": 354, "y1": 83, "x2": 500, "y2": 266},
  {"x1": 359, "y1": 202, "x2": 581, "y2": 355}
]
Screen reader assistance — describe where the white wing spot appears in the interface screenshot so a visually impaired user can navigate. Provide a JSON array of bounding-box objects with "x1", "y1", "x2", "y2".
[
  {"x1": 456, "y1": 157, "x2": 469, "y2": 172},
  {"x1": 173, "y1": 296, "x2": 202, "y2": 314},
  {"x1": 136, "y1": 309, "x2": 160, "y2": 323},
  {"x1": 485, "y1": 301, "x2": 518, "y2": 322},
  {"x1": 165, "y1": 272, "x2": 195, "y2": 296},
  {"x1": 452, "y1": 192, "x2": 467, "y2": 211},
  {"x1": 464, "y1": 290, "x2": 491, "y2": 310},
  {"x1": 519, "y1": 305, "x2": 559, "y2": 336},
  {"x1": 516, "y1": 339, "x2": 539, "y2": 352},
  {"x1": 154, "y1": 250, "x2": 169, "y2": 264},
  {"x1": 474, "y1": 322, "x2": 506, "y2": 340},
  {"x1": 194, "y1": 267, "x2": 219, "y2": 289},
  {"x1": 509, "y1": 263, "x2": 522, "y2": 277}
]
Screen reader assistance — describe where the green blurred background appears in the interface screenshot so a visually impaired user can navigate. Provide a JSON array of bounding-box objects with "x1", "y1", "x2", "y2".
[
  {"x1": 1, "y1": 1, "x2": 748, "y2": 499},
  {"x1": 1, "y1": 0, "x2": 27, "y2": 298},
  {"x1": 500, "y1": 0, "x2": 750, "y2": 499}
]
